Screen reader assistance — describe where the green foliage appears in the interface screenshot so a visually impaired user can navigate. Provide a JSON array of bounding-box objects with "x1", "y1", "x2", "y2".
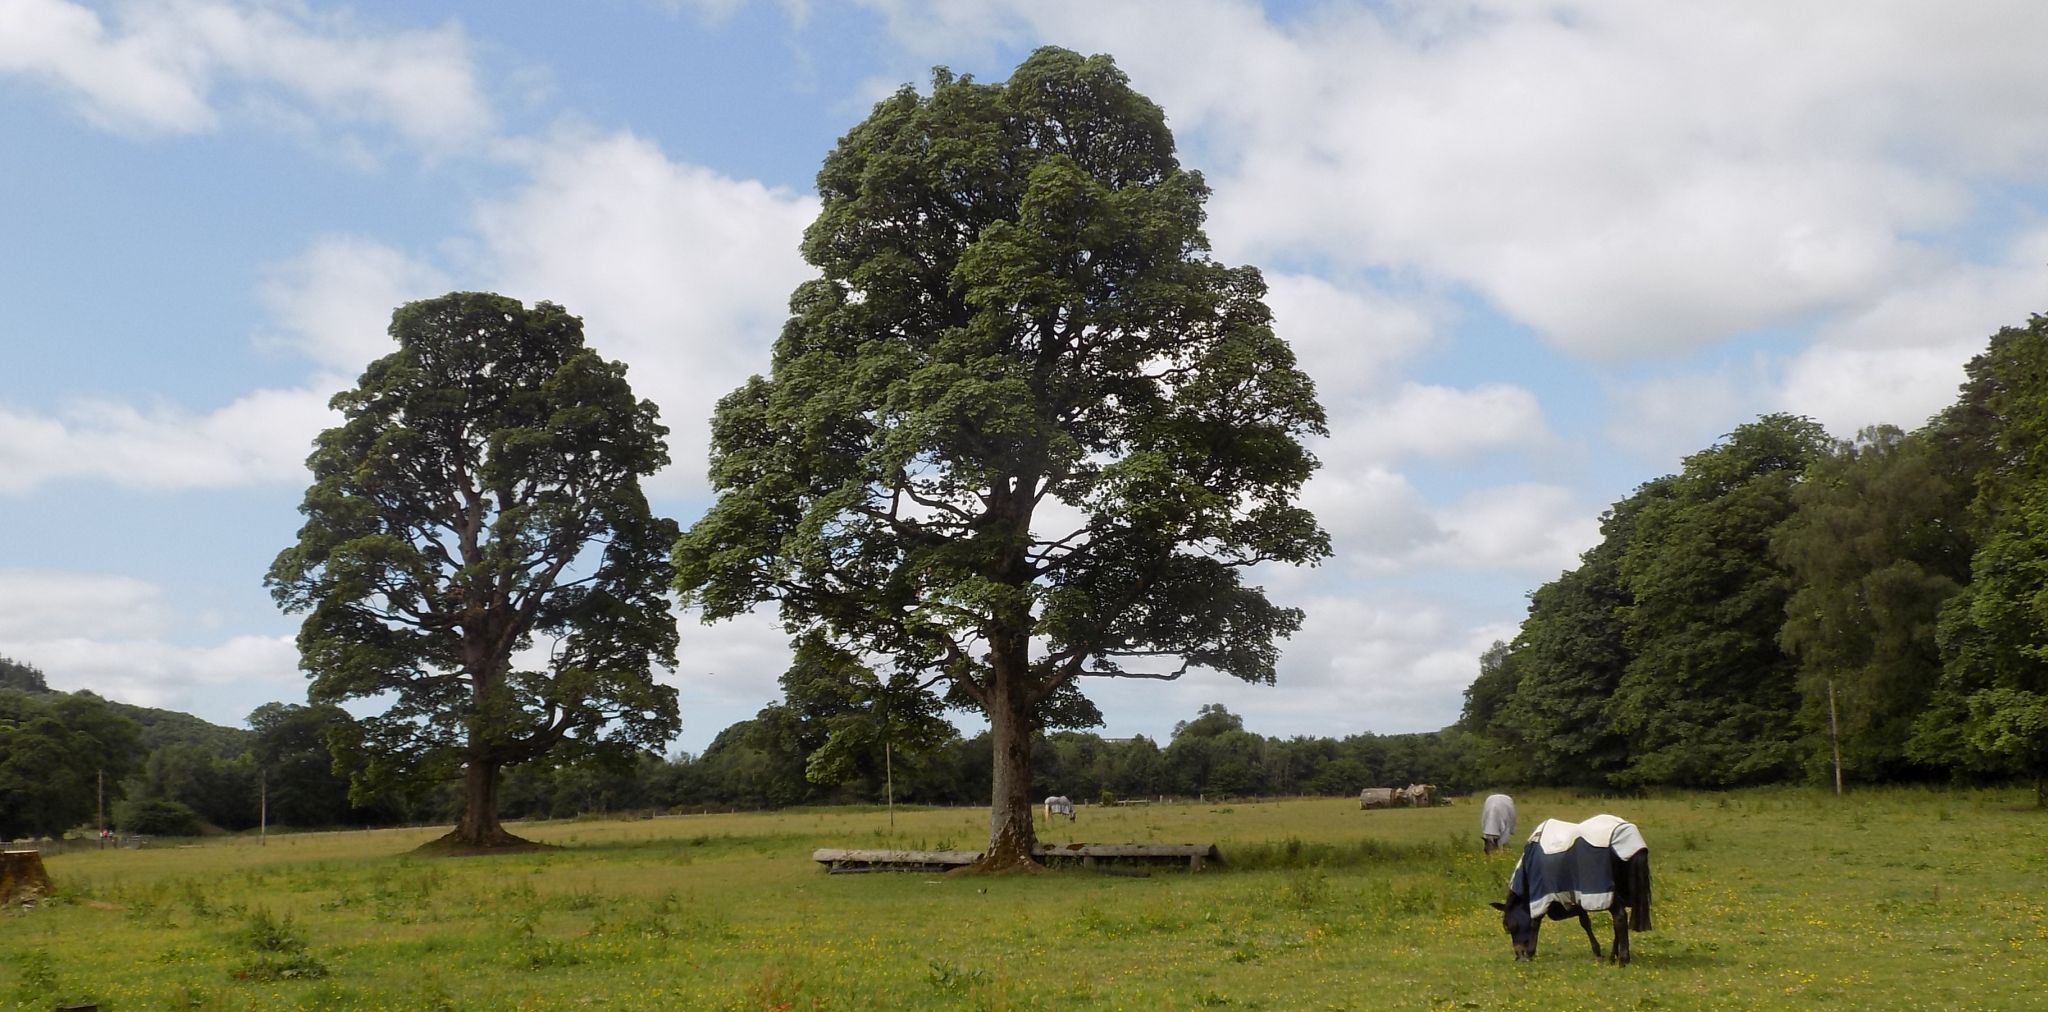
[
  {"x1": 0, "y1": 656, "x2": 49, "y2": 693},
  {"x1": 1774, "y1": 425, "x2": 1973, "y2": 782},
  {"x1": 0, "y1": 688, "x2": 144, "y2": 838},
  {"x1": 267, "y1": 292, "x2": 680, "y2": 842},
  {"x1": 677, "y1": 48, "x2": 1327, "y2": 859},
  {"x1": 115, "y1": 797, "x2": 204, "y2": 836},
  {"x1": 1610, "y1": 414, "x2": 1833, "y2": 787}
]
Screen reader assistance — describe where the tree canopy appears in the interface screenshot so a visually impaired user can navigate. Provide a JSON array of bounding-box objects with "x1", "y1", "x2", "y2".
[
  {"x1": 676, "y1": 48, "x2": 1328, "y2": 866},
  {"x1": 267, "y1": 292, "x2": 681, "y2": 848}
]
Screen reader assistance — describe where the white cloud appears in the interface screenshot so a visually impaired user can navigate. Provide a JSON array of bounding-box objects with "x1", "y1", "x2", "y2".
[
  {"x1": 1331, "y1": 382, "x2": 1552, "y2": 467},
  {"x1": 0, "y1": 569, "x2": 168, "y2": 640},
  {"x1": 1778, "y1": 230, "x2": 2048, "y2": 435},
  {"x1": 473, "y1": 129, "x2": 819, "y2": 496},
  {"x1": 1080, "y1": 593, "x2": 1515, "y2": 735},
  {"x1": 1420, "y1": 483, "x2": 1599, "y2": 578},
  {"x1": 0, "y1": 386, "x2": 332, "y2": 494},
  {"x1": 0, "y1": 567, "x2": 300, "y2": 712},
  {"x1": 863, "y1": 0, "x2": 2048, "y2": 360},
  {"x1": 3, "y1": 633, "x2": 302, "y2": 711},
  {"x1": 1263, "y1": 273, "x2": 1439, "y2": 407},
  {"x1": 259, "y1": 236, "x2": 450, "y2": 372},
  {"x1": 0, "y1": 0, "x2": 492, "y2": 150},
  {"x1": 1603, "y1": 365, "x2": 1757, "y2": 469}
]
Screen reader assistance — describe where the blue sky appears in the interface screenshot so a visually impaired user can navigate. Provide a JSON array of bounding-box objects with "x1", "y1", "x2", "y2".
[{"x1": 4, "y1": 0, "x2": 2046, "y2": 753}]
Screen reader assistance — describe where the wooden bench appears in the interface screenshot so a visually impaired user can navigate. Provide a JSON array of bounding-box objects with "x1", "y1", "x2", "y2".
[{"x1": 812, "y1": 842, "x2": 1223, "y2": 873}]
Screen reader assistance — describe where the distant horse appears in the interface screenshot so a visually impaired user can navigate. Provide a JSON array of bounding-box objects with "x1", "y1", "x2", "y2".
[
  {"x1": 1490, "y1": 814, "x2": 1652, "y2": 964},
  {"x1": 1043, "y1": 796, "x2": 1075, "y2": 821},
  {"x1": 1480, "y1": 794, "x2": 1516, "y2": 854}
]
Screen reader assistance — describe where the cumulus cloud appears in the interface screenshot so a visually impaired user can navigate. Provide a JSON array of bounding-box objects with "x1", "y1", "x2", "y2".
[
  {"x1": 4, "y1": 633, "x2": 302, "y2": 711},
  {"x1": 1329, "y1": 382, "x2": 1552, "y2": 467},
  {"x1": 862, "y1": 0, "x2": 2048, "y2": 360},
  {"x1": 0, "y1": 0, "x2": 493, "y2": 150},
  {"x1": 0, "y1": 568, "x2": 300, "y2": 713},
  {"x1": 472, "y1": 128, "x2": 819, "y2": 496},
  {"x1": 259, "y1": 237, "x2": 450, "y2": 373},
  {"x1": 1777, "y1": 229, "x2": 2048, "y2": 435},
  {"x1": 1263, "y1": 272, "x2": 1440, "y2": 407},
  {"x1": 1079, "y1": 592, "x2": 1517, "y2": 736},
  {"x1": 0, "y1": 386, "x2": 332, "y2": 494}
]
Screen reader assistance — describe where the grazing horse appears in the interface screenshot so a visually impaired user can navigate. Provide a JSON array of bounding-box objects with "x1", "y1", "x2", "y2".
[
  {"x1": 1043, "y1": 796, "x2": 1075, "y2": 821},
  {"x1": 1479, "y1": 794, "x2": 1516, "y2": 854},
  {"x1": 1489, "y1": 814, "x2": 1652, "y2": 964}
]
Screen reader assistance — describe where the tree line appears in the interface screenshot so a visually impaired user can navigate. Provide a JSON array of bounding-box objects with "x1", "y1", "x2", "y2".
[
  {"x1": 4, "y1": 652, "x2": 1461, "y2": 838},
  {"x1": 1458, "y1": 314, "x2": 2048, "y2": 803}
]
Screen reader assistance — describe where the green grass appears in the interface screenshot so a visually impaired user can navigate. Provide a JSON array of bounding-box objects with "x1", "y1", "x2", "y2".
[{"x1": 4, "y1": 788, "x2": 2046, "y2": 1009}]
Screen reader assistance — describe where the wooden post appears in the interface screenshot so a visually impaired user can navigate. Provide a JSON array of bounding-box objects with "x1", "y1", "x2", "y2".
[
  {"x1": 1828, "y1": 679, "x2": 1843, "y2": 797},
  {"x1": 96, "y1": 770, "x2": 105, "y2": 848},
  {"x1": 885, "y1": 739, "x2": 895, "y2": 831},
  {"x1": 259, "y1": 768, "x2": 268, "y2": 847}
]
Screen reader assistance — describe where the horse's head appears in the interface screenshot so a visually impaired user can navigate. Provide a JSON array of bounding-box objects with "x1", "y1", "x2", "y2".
[{"x1": 1490, "y1": 896, "x2": 1538, "y2": 960}]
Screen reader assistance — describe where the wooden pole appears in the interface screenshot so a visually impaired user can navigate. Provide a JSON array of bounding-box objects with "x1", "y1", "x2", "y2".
[
  {"x1": 885, "y1": 739, "x2": 895, "y2": 830},
  {"x1": 97, "y1": 769, "x2": 105, "y2": 848},
  {"x1": 260, "y1": 768, "x2": 267, "y2": 847},
  {"x1": 1828, "y1": 679, "x2": 1843, "y2": 797}
]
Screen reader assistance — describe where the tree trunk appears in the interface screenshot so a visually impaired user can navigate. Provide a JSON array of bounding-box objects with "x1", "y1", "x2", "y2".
[
  {"x1": 441, "y1": 758, "x2": 527, "y2": 849},
  {"x1": 973, "y1": 649, "x2": 1040, "y2": 872}
]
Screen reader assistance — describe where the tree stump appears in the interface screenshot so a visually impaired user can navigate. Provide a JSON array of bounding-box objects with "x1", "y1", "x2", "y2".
[{"x1": 1, "y1": 850, "x2": 53, "y2": 905}]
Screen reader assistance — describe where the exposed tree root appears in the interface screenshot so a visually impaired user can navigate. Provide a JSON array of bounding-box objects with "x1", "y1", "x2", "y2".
[{"x1": 412, "y1": 828, "x2": 552, "y2": 857}]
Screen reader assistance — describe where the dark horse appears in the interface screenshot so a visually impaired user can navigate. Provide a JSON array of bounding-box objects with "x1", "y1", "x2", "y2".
[{"x1": 1489, "y1": 814, "x2": 1652, "y2": 964}]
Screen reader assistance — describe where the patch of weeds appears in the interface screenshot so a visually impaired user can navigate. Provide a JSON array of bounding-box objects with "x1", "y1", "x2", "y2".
[
  {"x1": 1282, "y1": 868, "x2": 1331, "y2": 911},
  {"x1": 12, "y1": 947, "x2": 57, "y2": 1002},
  {"x1": 926, "y1": 959, "x2": 989, "y2": 992},
  {"x1": 1194, "y1": 990, "x2": 1235, "y2": 1006},
  {"x1": 167, "y1": 981, "x2": 215, "y2": 1006},
  {"x1": 230, "y1": 907, "x2": 330, "y2": 982},
  {"x1": 519, "y1": 939, "x2": 585, "y2": 970},
  {"x1": 561, "y1": 887, "x2": 604, "y2": 911}
]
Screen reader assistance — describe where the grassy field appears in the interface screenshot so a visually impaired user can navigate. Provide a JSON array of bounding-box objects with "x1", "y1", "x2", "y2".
[{"x1": 5, "y1": 788, "x2": 2046, "y2": 1009}]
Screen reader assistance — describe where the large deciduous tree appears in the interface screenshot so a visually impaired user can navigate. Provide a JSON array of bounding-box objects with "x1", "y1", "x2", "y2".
[
  {"x1": 1913, "y1": 315, "x2": 2048, "y2": 803},
  {"x1": 268, "y1": 292, "x2": 681, "y2": 849},
  {"x1": 1609, "y1": 414, "x2": 1832, "y2": 787},
  {"x1": 675, "y1": 49, "x2": 1328, "y2": 868},
  {"x1": 1773, "y1": 425, "x2": 1973, "y2": 783}
]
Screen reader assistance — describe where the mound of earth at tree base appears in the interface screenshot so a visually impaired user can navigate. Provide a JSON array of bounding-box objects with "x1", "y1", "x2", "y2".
[
  {"x1": 411, "y1": 830, "x2": 554, "y2": 857},
  {"x1": 1, "y1": 850, "x2": 53, "y2": 906}
]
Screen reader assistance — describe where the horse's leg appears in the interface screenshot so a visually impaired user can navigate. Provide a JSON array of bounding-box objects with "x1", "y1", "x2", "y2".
[
  {"x1": 1576, "y1": 910, "x2": 1603, "y2": 959},
  {"x1": 1609, "y1": 908, "x2": 1631, "y2": 966}
]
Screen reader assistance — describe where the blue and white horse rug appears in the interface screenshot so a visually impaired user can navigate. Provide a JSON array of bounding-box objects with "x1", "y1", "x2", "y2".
[{"x1": 1490, "y1": 814, "x2": 1652, "y2": 964}]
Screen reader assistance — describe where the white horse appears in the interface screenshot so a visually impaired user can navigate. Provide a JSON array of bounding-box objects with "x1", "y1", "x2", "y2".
[{"x1": 1043, "y1": 795, "x2": 1075, "y2": 821}]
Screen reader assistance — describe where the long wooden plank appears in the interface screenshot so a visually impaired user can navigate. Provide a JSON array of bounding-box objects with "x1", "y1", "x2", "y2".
[{"x1": 811, "y1": 848, "x2": 982, "y2": 865}]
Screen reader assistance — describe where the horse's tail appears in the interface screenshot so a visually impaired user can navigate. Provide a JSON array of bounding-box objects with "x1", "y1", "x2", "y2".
[{"x1": 1627, "y1": 850, "x2": 1652, "y2": 932}]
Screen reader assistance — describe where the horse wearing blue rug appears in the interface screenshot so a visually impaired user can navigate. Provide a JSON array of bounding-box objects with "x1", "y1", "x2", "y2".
[{"x1": 1490, "y1": 814, "x2": 1652, "y2": 964}]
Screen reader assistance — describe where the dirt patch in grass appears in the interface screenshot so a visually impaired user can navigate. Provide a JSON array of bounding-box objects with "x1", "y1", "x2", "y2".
[{"x1": 411, "y1": 832, "x2": 556, "y2": 858}]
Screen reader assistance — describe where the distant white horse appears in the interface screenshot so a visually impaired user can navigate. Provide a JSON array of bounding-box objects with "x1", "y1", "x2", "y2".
[
  {"x1": 1043, "y1": 795, "x2": 1075, "y2": 821},
  {"x1": 1481, "y1": 793, "x2": 1517, "y2": 854}
]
